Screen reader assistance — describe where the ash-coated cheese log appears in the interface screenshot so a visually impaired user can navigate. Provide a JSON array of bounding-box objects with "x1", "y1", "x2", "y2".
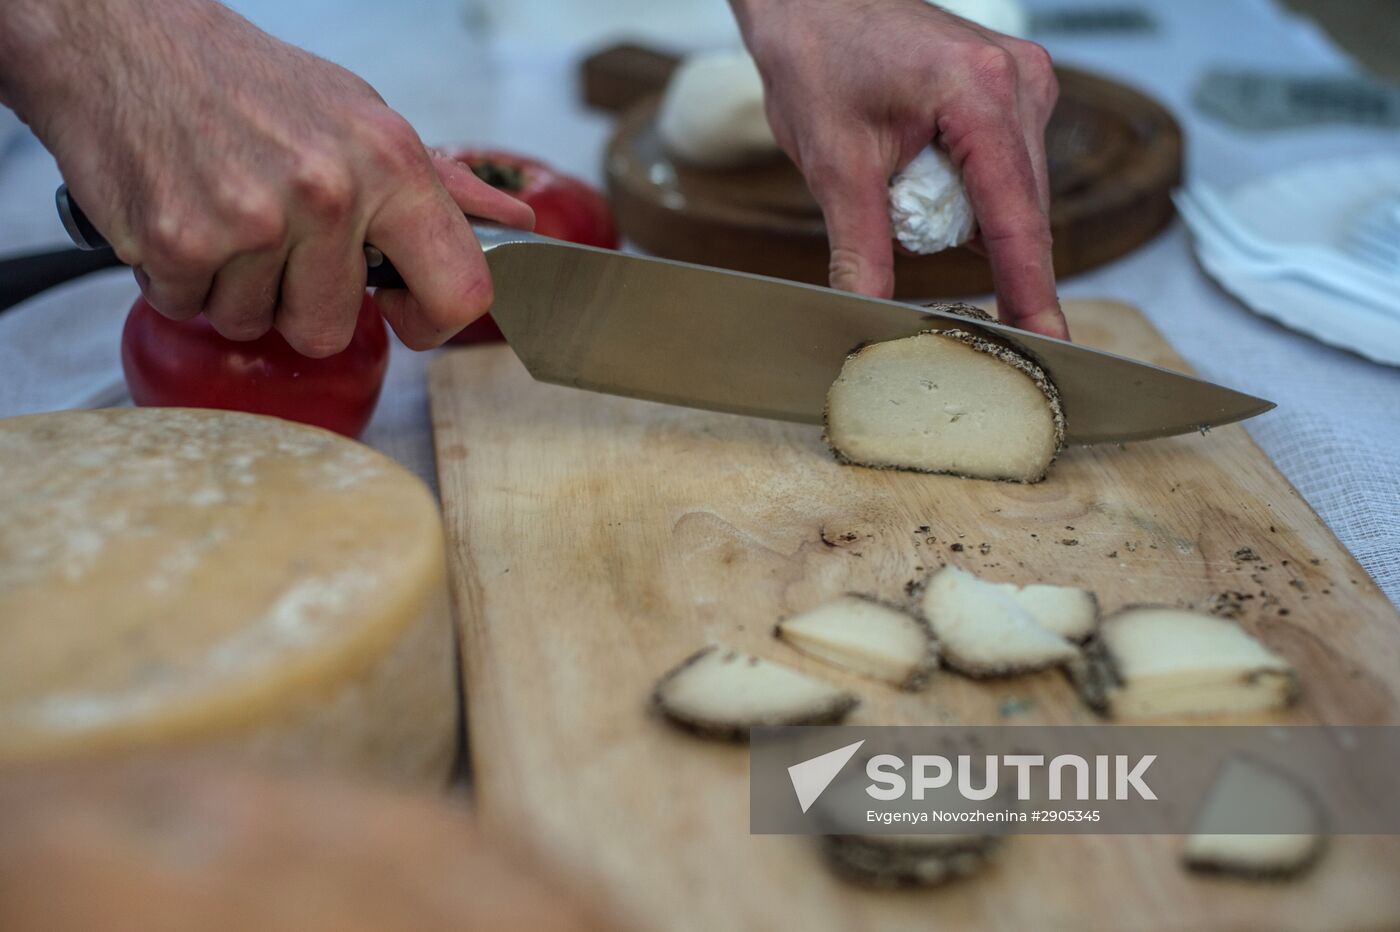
[
  {"x1": 0, "y1": 408, "x2": 457, "y2": 785},
  {"x1": 824, "y1": 304, "x2": 1065, "y2": 483}
]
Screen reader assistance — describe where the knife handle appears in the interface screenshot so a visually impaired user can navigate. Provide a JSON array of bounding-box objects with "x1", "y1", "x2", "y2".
[
  {"x1": 56, "y1": 185, "x2": 408, "y2": 288},
  {"x1": 0, "y1": 244, "x2": 128, "y2": 313}
]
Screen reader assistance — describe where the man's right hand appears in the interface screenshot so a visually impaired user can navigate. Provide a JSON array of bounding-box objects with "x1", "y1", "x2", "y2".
[{"x1": 0, "y1": 0, "x2": 533, "y2": 355}]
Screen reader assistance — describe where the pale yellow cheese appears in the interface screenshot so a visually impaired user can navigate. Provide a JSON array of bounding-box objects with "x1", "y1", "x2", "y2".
[{"x1": 0, "y1": 408, "x2": 456, "y2": 785}]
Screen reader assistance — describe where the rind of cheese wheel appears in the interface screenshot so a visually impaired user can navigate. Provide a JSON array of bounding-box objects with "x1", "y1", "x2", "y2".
[
  {"x1": 0, "y1": 759, "x2": 612, "y2": 932},
  {"x1": 824, "y1": 308, "x2": 1065, "y2": 483},
  {"x1": 0, "y1": 408, "x2": 456, "y2": 784}
]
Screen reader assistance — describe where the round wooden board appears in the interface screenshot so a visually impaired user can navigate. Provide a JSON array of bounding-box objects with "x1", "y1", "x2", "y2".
[{"x1": 605, "y1": 66, "x2": 1182, "y2": 298}]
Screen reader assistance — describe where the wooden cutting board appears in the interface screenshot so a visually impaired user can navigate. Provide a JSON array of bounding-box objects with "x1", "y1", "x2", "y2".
[{"x1": 429, "y1": 299, "x2": 1400, "y2": 931}]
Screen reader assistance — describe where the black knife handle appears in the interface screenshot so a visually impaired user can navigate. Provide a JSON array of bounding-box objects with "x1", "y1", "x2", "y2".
[
  {"x1": 0, "y1": 244, "x2": 128, "y2": 313},
  {"x1": 55, "y1": 185, "x2": 408, "y2": 289}
]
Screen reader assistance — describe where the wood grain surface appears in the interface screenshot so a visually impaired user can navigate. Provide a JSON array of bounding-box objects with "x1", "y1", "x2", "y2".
[
  {"x1": 604, "y1": 68, "x2": 1182, "y2": 298},
  {"x1": 430, "y1": 299, "x2": 1400, "y2": 932}
]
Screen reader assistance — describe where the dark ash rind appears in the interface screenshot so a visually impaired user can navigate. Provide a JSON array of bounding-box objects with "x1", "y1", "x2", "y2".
[
  {"x1": 1181, "y1": 842, "x2": 1326, "y2": 881},
  {"x1": 1064, "y1": 633, "x2": 1119, "y2": 715},
  {"x1": 821, "y1": 834, "x2": 998, "y2": 888}
]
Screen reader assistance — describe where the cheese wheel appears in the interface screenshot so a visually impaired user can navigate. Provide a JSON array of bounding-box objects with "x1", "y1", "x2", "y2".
[
  {"x1": 0, "y1": 408, "x2": 456, "y2": 785},
  {"x1": 0, "y1": 759, "x2": 611, "y2": 932}
]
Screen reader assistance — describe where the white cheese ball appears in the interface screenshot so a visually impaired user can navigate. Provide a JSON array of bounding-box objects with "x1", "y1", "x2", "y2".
[
  {"x1": 657, "y1": 50, "x2": 779, "y2": 168},
  {"x1": 889, "y1": 146, "x2": 977, "y2": 254}
]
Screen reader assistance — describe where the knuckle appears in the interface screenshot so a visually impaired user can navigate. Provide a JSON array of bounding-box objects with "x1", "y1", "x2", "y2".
[
  {"x1": 145, "y1": 290, "x2": 202, "y2": 321},
  {"x1": 283, "y1": 322, "x2": 354, "y2": 358},
  {"x1": 1013, "y1": 40, "x2": 1055, "y2": 83},
  {"x1": 397, "y1": 330, "x2": 439, "y2": 351},
  {"x1": 985, "y1": 223, "x2": 1052, "y2": 255},
  {"x1": 223, "y1": 188, "x2": 288, "y2": 250},
  {"x1": 828, "y1": 246, "x2": 862, "y2": 281},
  {"x1": 363, "y1": 113, "x2": 429, "y2": 176},
  {"x1": 452, "y1": 272, "x2": 494, "y2": 320},
  {"x1": 802, "y1": 155, "x2": 848, "y2": 194},
  {"x1": 966, "y1": 45, "x2": 1019, "y2": 100},
  {"x1": 209, "y1": 312, "x2": 273, "y2": 342},
  {"x1": 1015, "y1": 41, "x2": 1059, "y2": 111},
  {"x1": 143, "y1": 213, "x2": 221, "y2": 269},
  {"x1": 418, "y1": 272, "x2": 494, "y2": 334},
  {"x1": 291, "y1": 152, "x2": 356, "y2": 222}
]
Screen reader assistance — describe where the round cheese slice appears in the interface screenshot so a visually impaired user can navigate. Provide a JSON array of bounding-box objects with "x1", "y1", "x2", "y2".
[{"x1": 0, "y1": 408, "x2": 456, "y2": 785}]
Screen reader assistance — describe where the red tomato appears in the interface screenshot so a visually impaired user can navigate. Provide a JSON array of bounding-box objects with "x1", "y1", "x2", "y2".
[
  {"x1": 447, "y1": 148, "x2": 618, "y2": 345},
  {"x1": 121, "y1": 292, "x2": 389, "y2": 438}
]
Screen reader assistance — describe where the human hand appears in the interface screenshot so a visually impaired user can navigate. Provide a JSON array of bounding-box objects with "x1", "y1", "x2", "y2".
[
  {"x1": 0, "y1": 0, "x2": 533, "y2": 354},
  {"x1": 730, "y1": 0, "x2": 1068, "y2": 339}
]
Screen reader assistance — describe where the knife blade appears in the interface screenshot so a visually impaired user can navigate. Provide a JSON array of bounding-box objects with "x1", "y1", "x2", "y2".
[
  {"x1": 471, "y1": 226, "x2": 1272, "y2": 444},
  {"x1": 55, "y1": 186, "x2": 1272, "y2": 442}
]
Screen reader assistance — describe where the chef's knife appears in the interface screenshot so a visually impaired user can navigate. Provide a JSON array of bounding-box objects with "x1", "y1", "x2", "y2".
[{"x1": 56, "y1": 185, "x2": 1271, "y2": 443}]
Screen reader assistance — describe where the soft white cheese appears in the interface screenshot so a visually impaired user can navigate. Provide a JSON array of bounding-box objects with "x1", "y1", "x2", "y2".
[
  {"x1": 889, "y1": 146, "x2": 976, "y2": 255},
  {"x1": 657, "y1": 50, "x2": 779, "y2": 168}
]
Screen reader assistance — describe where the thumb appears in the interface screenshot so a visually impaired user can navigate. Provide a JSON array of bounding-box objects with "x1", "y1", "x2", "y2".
[{"x1": 808, "y1": 157, "x2": 896, "y2": 297}]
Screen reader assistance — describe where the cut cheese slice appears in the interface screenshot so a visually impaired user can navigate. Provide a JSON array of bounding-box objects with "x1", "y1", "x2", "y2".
[
  {"x1": 824, "y1": 312, "x2": 1065, "y2": 483},
  {"x1": 0, "y1": 408, "x2": 456, "y2": 785},
  {"x1": 775, "y1": 595, "x2": 937, "y2": 689},
  {"x1": 917, "y1": 566, "x2": 1080, "y2": 676},
  {"x1": 815, "y1": 771, "x2": 999, "y2": 887},
  {"x1": 1076, "y1": 607, "x2": 1298, "y2": 720},
  {"x1": 822, "y1": 834, "x2": 996, "y2": 888},
  {"x1": 1001, "y1": 583, "x2": 1099, "y2": 641},
  {"x1": 1184, "y1": 756, "x2": 1325, "y2": 878},
  {"x1": 652, "y1": 646, "x2": 858, "y2": 739}
]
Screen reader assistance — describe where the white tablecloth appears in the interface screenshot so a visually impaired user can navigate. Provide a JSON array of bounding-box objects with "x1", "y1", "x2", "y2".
[{"x1": 0, "y1": 0, "x2": 1396, "y2": 605}]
